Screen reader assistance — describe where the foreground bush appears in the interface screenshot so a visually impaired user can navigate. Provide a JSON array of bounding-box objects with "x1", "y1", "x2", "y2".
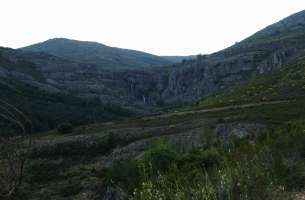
[{"x1": 142, "y1": 141, "x2": 178, "y2": 174}]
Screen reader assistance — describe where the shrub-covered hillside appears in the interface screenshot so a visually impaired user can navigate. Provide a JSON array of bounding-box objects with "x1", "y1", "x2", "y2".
[{"x1": 0, "y1": 78, "x2": 133, "y2": 134}]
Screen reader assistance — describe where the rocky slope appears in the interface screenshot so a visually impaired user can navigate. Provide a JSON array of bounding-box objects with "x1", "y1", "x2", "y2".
[{"x1": 162, "y1": 10, "x2": 305, "y2": 103}]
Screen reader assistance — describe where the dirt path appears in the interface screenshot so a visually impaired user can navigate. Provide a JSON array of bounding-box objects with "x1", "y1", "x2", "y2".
[
  {"x1": 295, "y1": 192, "x2": 305, "y2": 200},
  {"x1": 144, "y1": 100, "x2": 291, "y2": 120}
]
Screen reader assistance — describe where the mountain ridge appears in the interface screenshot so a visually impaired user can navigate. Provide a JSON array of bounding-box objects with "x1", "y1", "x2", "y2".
[{"x1": 20, "y1": 38, "x2": 172, "y2": 70}]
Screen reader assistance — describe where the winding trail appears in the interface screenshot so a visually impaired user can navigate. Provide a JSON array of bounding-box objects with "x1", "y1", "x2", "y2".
[{"x1": 145, "y1": 100, "x2": 291, "y2": 120}]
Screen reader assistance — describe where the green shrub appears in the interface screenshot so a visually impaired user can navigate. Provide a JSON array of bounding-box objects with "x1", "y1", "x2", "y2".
[
  {"x1": 178, "y1": 148, "x2": 222, "y2": 170},
  {"x1": 142, "y1": 141, "x2": 178, "y2": 174}
]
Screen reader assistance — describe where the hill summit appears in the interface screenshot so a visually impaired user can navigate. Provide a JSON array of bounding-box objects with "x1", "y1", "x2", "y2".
[{"x1": 21, "y1": 38, "x2": 171, "y2": 70}]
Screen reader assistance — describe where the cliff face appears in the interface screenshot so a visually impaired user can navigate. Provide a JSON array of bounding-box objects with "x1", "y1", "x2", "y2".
[{"x1": 162, "y1": 45, "x2": 304, "y2": 103}]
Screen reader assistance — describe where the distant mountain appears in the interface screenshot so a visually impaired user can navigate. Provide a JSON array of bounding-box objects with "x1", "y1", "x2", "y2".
[{"x1": 21, "y1": 38, "x2": 172, "y2": 70}]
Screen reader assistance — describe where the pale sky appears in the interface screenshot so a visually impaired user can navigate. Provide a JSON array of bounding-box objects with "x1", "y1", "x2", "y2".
[{"x1": 0, "y1": 0, "x2": 304, "y2": 56}]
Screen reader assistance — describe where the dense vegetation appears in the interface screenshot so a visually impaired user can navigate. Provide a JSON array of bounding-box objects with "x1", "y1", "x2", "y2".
[{"x1": 103, "y1": 121, "x2": 305, "y2": 200}]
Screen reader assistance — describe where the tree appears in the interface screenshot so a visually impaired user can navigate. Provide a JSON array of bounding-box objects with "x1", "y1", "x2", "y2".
[{"x1": 0, "y1": 99, "x2": 32, "y2": 199}]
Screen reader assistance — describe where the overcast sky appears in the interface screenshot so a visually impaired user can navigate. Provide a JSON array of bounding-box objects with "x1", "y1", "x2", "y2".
[{"x1": 0, "y1": 0, "x2": 304, "y2": 56}]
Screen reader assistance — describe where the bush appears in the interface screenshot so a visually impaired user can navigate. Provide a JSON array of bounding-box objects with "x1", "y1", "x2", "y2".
[
  {"x1": 142, "y1": 142, "x2": 178, "y2": 174},
  {"x1": 179, "y1": 147, "x2": 222, "y2": 170},
  {"x1": 57, "y1": 123, "x2": 73, "y2": 134}
]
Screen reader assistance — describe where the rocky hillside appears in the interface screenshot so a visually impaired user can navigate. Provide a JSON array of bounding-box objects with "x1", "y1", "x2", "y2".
[
  {"x1": 17, "y1": 10, "x2": 305, "y2": 108},
  {"x1": 162, "y1": 10, "x2": 305, "y2": 103}
]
